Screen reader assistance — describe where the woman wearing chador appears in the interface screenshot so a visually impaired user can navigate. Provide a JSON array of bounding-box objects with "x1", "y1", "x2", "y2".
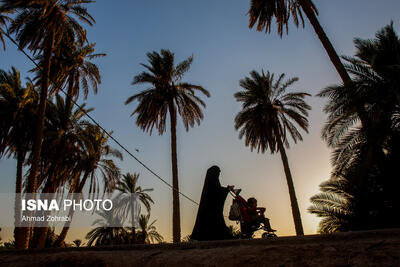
[{"x1": 191, "y1": 165, "x2": 233, "y2": 241}]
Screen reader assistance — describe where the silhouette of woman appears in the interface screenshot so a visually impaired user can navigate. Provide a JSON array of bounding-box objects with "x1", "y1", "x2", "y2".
[{"x1": 191, "y1": 165, "x2": 233, "y2": 241}]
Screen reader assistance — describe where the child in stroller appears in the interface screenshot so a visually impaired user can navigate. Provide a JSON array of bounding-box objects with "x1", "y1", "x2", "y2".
[{"x1": 229, "y1": 189, "x2": 277, "y2": 238}]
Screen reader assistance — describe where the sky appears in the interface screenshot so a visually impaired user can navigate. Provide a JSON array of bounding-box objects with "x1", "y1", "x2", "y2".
[{"x1": 1, "y1": 0, "x2": 400, "y2": 243}]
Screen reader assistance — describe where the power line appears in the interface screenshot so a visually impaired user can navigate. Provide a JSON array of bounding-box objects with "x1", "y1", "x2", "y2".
[{"x1": 3, "y1": 31, "x2": 200, "y2": 206}]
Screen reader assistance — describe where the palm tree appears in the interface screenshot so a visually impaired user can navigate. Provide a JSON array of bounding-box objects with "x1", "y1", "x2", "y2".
[
  {"x1": 125, "y1": 49, "x2": 210, "y2": 242},
  {"x1": 234, "y1": 70, "x2": 311, "y2": 235},
  {"x1": 53, "y1": 123, "x2": 122, "y2": 247},
  {"x1": 247, "y1": 0, "x2": 351, "y2": 85},
  {"x1": 31, "y1": 39, "x2": 105, "y2": 248},
  {"x1": 136, "y1": 214, "x2": 164, "y2": 244},
  {"x1": 2, "y1": 0, "x2": 95, "y2": 200},
  {"x1": 0, "y1": 67, "x2": 37, "y2": 249},
  {"x1": 351, "y1": 22, "x2": 400, "y2": 105},
  {"x1": 85, "y1": 210, "x2": 129, "y2": 247},
  {"x1": 308, "y1": 177, "x2": 353, "y2": 233},
  {"x1": 36, "y1": 41, "x2": 105, "y2": 118},
  {"x1": 115, "y1": 173, "x2": 154, "y2": 244},
  {"x1": 30, "y1": 96, "x2": 91, "y2": 248}
]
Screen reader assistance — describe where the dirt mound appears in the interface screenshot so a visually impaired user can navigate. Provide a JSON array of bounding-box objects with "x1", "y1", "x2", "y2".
[{"x1": 1, "y1": 229, "x2": 399, "y2": 266}]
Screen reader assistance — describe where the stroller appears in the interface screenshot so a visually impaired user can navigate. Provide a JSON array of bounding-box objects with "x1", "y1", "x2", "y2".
[{"x1": 228, "y1": 189, "x2": 277, "y2": 239}]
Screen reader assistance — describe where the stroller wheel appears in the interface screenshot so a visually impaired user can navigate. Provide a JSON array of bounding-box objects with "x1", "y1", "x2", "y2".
[{"x1": 262, "y1": 232, "x2": 277, "y2": 239}]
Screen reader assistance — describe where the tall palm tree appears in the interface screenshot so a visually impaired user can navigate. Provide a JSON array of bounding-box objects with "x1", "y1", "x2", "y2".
[
  {"x1": 247, "y1": 0, "x2": 351, "y2": 85},
  {"x1": 2, "y1": 0, "x2": 95, "y2": 200},
  {"x1": 234, "y1": 70, "x2": 311, "y2": 235},
  {"x1": 125, "y1": 49, "x2": 210, "y2": 242},
  {"x1": 115, "y1": 172, "x2": 154, "y2": 244},
  {"x1": 136, "y1": 214, "x2": 164, "y2": 244},
  {"x1": 0, "y1": 67, "x2": 37, "y2": 249}
]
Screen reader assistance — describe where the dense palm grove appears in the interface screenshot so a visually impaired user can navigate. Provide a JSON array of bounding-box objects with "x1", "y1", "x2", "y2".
[
  {"x1": 0, "y1": 0, "x2": 399, "y2": 250},
  {"x1": 308, "y1": 24, "x2": 400, "y2": 233}
]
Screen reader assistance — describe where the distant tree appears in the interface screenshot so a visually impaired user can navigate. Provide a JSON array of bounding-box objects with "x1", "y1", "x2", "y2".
[
  {"x1": 234, "y1": 70, "x2": 311, "y2": 235},
  {"x1": 85, "y1": 210, "x2": 129, "y2": 247},
  {"x1": 0, "y1": 240, "x2": 15, "y2": 249},
  {"x1": 126, "y1": 49, "x2": 210, "y2": 242},
  {"x1": 115, "y1": 172, "x2": 154, "y2": 243},
  {"x1": 136, "y1": 214, "x2": 164, "y2": 244},
  {"x1": 181, "y1": 235, "x2": 192, "y2": 242},
  {"x1": 73, "y1": 239, "x2": 82, "y2": 247}
]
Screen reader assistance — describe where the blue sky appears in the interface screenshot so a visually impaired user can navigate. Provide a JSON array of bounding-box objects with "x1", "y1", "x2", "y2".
[{"x1": 1, "y1": 0, "x2": 400, "y2": 242}]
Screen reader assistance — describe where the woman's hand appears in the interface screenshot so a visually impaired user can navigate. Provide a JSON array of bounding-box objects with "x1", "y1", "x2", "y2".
[{"x1": 227, "y1": 185, "x2": 234, "y2": 191}]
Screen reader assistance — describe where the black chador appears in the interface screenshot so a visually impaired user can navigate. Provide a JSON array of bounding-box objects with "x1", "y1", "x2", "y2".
[{"x1": 191, "y1": 166, "x2": 232, "y2": 241}]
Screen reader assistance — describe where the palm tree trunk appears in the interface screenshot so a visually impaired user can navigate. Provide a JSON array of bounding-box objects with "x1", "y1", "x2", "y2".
[
  {"x1": 53, "y1": 171, "x2": 89, "y2": 247},
  {"x1": 31, "y1": 180, "x2": 56, "y2": 248},
  {"x1": 275, "y1": 132, "x2": 304, "y2": 236},
  {"x1": 26, "y1": 29, "x2": 55, "y2": 194},
  {"x1": 169, "y1": 103, "x2": 181, "y2": 243},
  {"x1": 24, "y1": 29, "x2": 55, "y2": 249},
  {"x1": 65, "y1": 74, "x2": 74, "y2": 125},
  {"x1": 299, "y1": 0, "x2": 351, "y2": 85},
  {"x1": 14, "y1": 149, "x2": 28, "y2": 249},
  {"x1": 299, "y1": 1, "x2": 378, "y2": 132},
  {"x1": 52, "y1": 197, "x2": 76, "y2": 247}
]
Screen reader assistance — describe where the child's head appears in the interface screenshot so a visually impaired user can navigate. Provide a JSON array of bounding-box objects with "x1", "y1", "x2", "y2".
[{"x1": 247, "y1": 197, "x2": 257, "y2": 207}]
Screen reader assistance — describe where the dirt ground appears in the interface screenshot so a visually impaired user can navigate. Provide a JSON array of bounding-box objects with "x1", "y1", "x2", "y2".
[{"x1": 1, "y1": 229, "x2": 399, "y2": 267}]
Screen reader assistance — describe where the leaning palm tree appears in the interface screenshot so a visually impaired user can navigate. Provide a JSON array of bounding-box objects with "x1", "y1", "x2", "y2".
[
  {"x1": 1, "y1": 0, "x2": 95, "y2": 201},
  {"x1": 115, "y1": 173, "x2": 154, "y2": 244},
  {"x1": 125, "y1": 49, "x2": 210, "y2": 242},
  {"x1": 234, "y1": 70, "x2": 311, "y2": 235},
  {"x1": 247, "y1": 0, "x2": 351, "y2": 85},
  {"x1": 136, "y1": 214, "x2": 164, "y2": 244}
]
